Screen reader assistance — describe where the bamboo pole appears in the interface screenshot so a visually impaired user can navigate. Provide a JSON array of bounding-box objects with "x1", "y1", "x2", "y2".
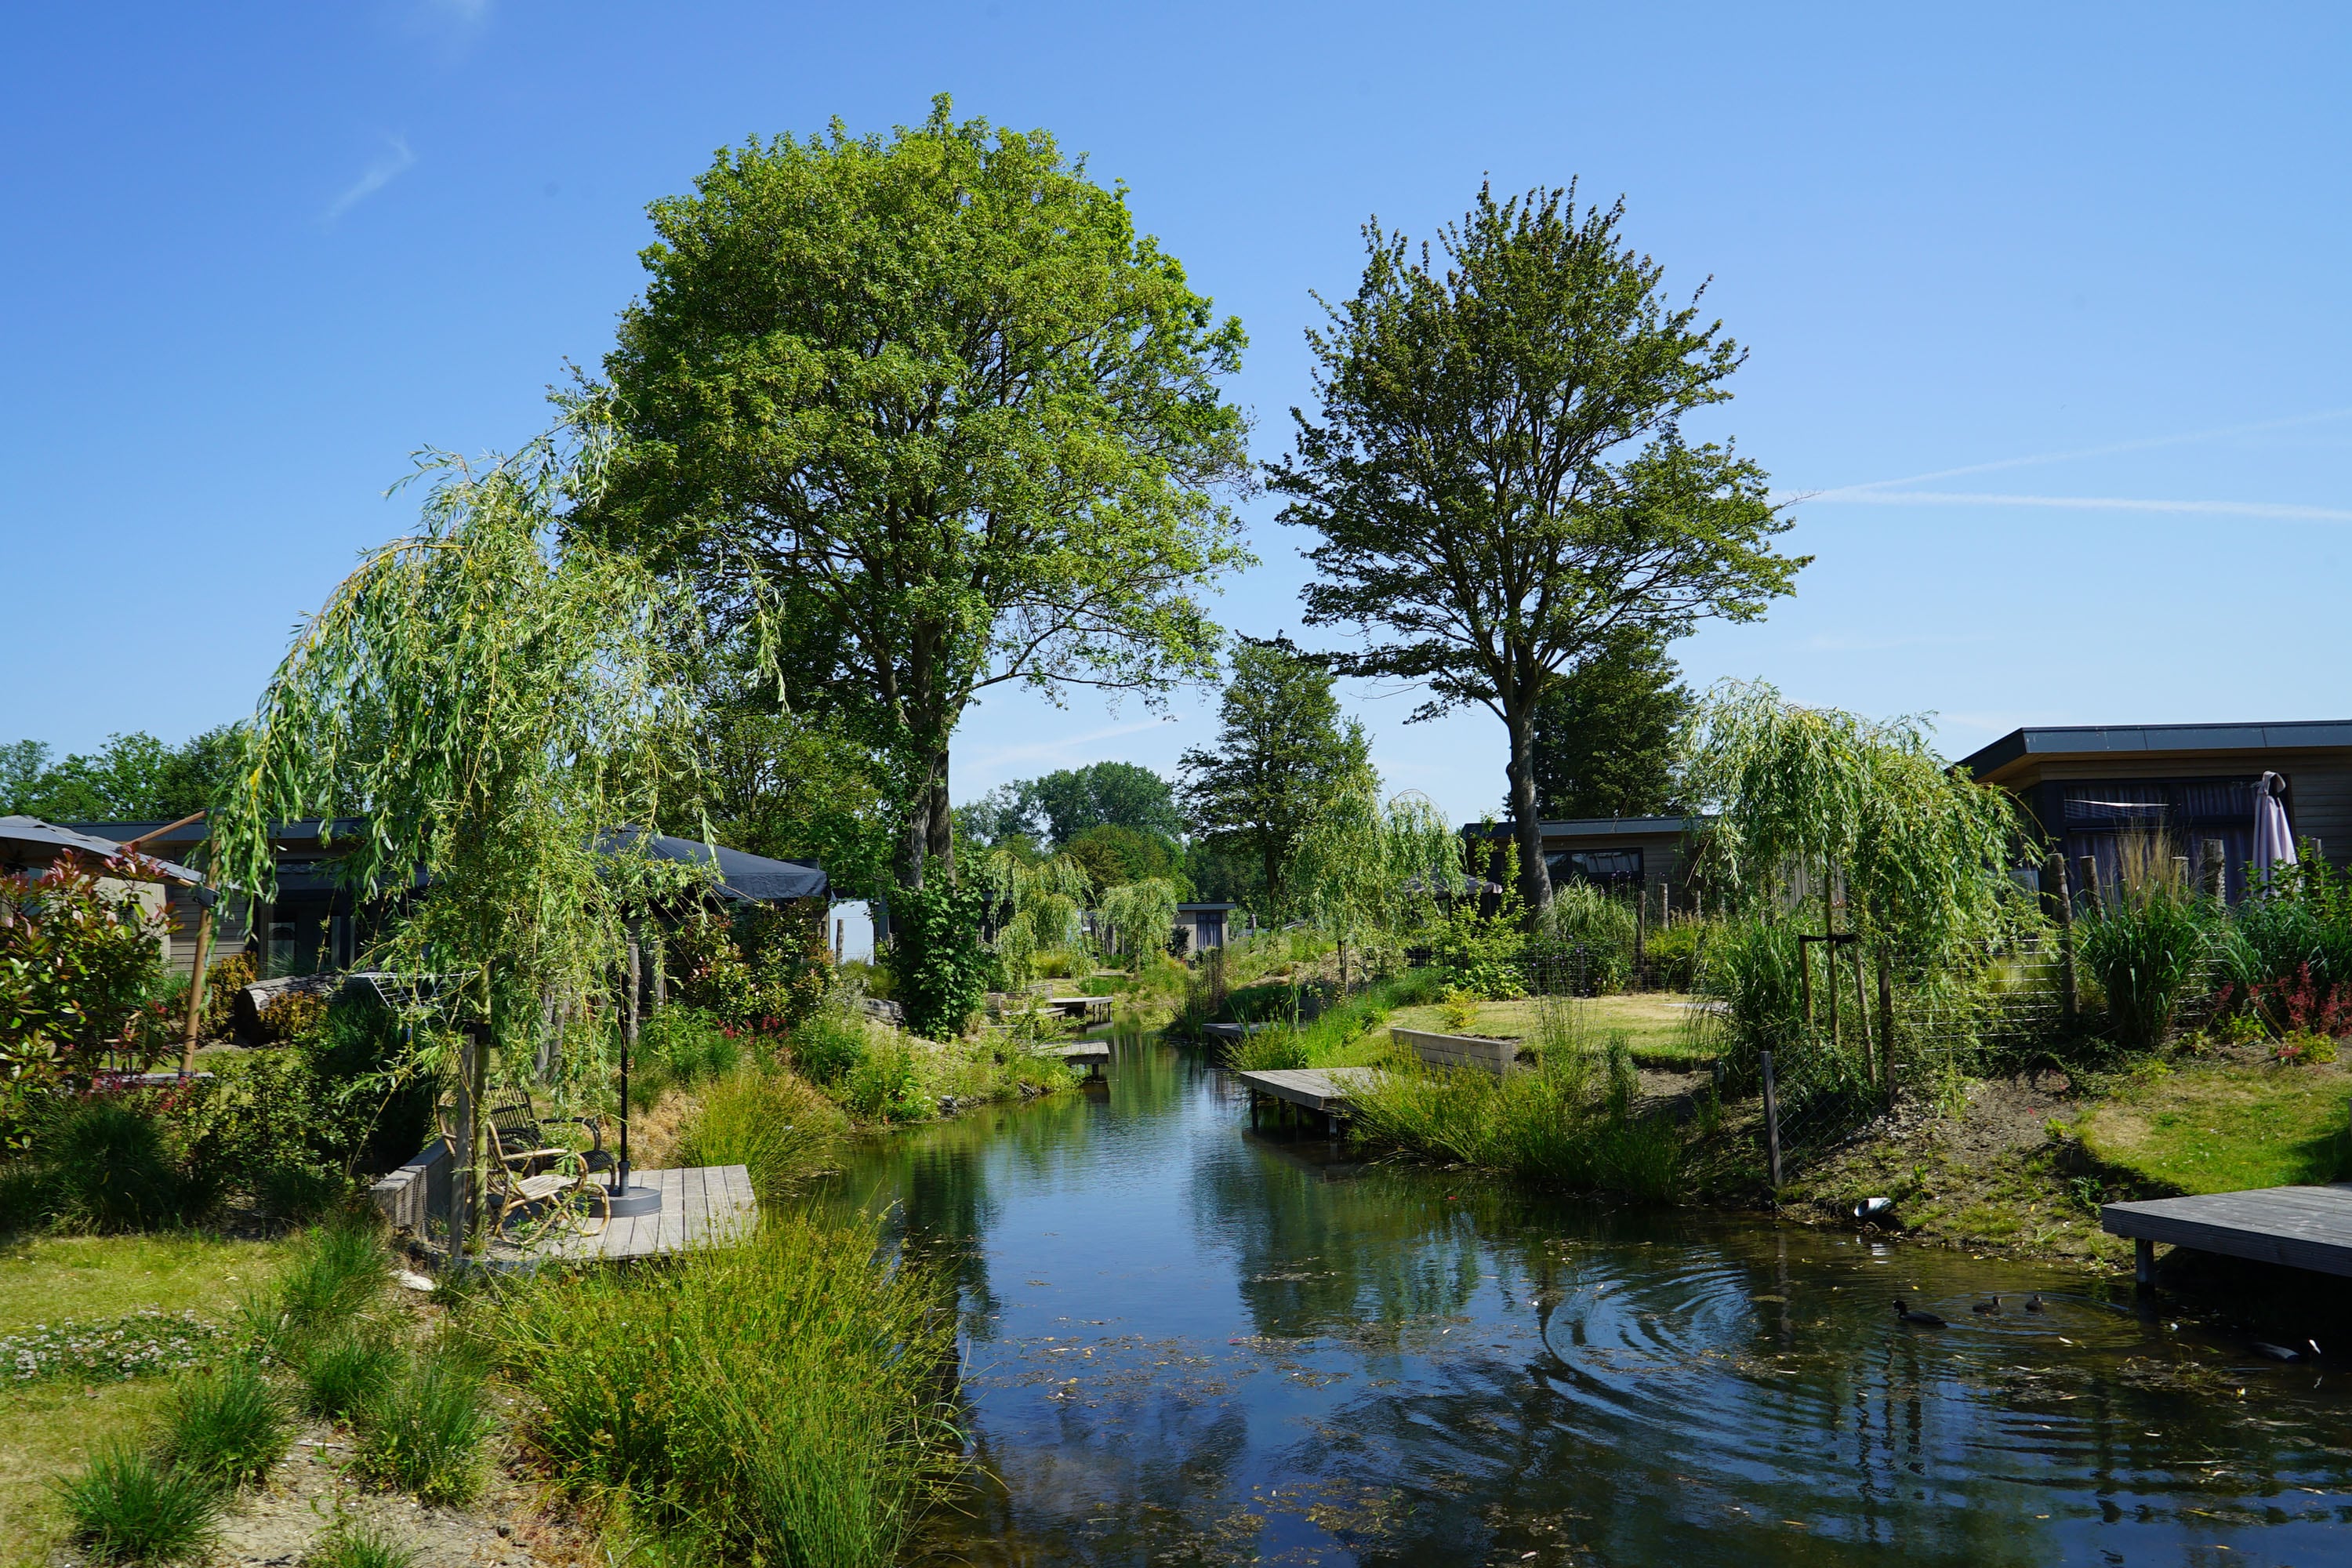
[{"x1": 2047, "y1": 852, "x2": 2078, "y2": 1023}]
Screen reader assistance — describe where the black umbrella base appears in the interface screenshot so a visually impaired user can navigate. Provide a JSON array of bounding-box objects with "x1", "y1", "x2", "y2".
[{"x1": 599, "y1": 1183, "x2": 663, "y2": 1218}]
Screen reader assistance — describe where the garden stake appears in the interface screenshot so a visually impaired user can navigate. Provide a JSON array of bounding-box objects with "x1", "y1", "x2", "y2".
[
  {"x1": 1875, "y1": 943, "x2": 1896, "y2": 1109},
  {"x1": 1850, "y1": 938, "x2": 1871, "y2": 1081},
  {"x1": 2047, "y1": 852, "x2": 2078, "y2": 1022},
  {"x1": 1762, "y1": 1050, "x2": 1783, "y2": 1193}
]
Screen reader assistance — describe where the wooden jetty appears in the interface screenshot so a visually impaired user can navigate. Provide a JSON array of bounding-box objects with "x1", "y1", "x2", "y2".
[
  {"x1": 1039, "y1": 994, "x2": 1115, "y2": 1024},
  {"x1": 1235, "y1": 1066, "x2": 1381, "y2": 1131},
  {"x1": 507, "y1": 1164, "x2": 759, "y2": 1264},
  {"x1": 370, "y1": 1144, "x2": 758, "y2": 1266},
  {"x1": 1035, "y1": 1039, "x2": 1111, "y2": 1079},
  {"x1": 2103, "y1": 1182, "x2": 2352, "y2": 1285}
]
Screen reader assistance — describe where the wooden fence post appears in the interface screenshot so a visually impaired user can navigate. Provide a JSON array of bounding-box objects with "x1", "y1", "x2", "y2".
[
  {"x1": 178, "y1": 892, "x2": 216, "y2": 1078},
  {"x1": 1761, "y1": 1049, "x2": 1783, "y2": 1192},
  {"x1": 2078, "y1": 855, "x2": 2102, "y2": 916},
  {"x1": 2047, "y1": 853, "x2": 2078, "y2": 1024},
  {"x1": 1875, "y1": 942, "x2": 1896, "y2": 1106},
  {"x1": 448, "y1": 1025, "x2": 484, "y2": 1269},
  {"x1": 1849, "y1": 938, "x2": 1872, "y2": 1080},
  {"x1": 2198, "y1": 838, "x2": 2226, "y2": 902}
]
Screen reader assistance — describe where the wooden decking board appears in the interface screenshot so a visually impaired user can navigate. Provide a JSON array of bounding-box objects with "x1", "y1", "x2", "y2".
[
  {"x1": 498, "y1": 1164, "x2": 757, "y2": 1265},
  {"x1": 2102, "y1": 1183, "x2": 2352, "y2": 1280},
  {"x1": 1234, "y1": 1066, "x2": 1382, "y2": 1114}
]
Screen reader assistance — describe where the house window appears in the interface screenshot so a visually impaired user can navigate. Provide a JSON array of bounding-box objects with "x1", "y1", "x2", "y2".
[
  {"x1": 2051, "y1": 776, "x2": 2267, "y2": 902},
  {"x1": 1546, "y1": 848, "x2": 1643, "y2": 891},
  {"x1": 267, "y1": 921, "x2": 297, "y2": 976}
]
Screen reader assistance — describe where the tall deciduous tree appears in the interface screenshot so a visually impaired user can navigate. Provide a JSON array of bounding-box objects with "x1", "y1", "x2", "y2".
[
  {"x1": 581, "y1": 97, "x2": 1252, "y2": 888},
  {"x1": 1179, "y1": 634, "x2": 1370, "y2": 908},
  {"x1": 1526, "y1": 630, "x2": 1692, "y2": 820},
  {"x1": 1272, "y1": 183, "x2": 1805, "y2": 915}
]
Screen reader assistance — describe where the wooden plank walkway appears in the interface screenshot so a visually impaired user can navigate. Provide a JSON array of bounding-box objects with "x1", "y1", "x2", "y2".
[
  {"x1": 1040, "y1": 995, "x2": 1115, "y2": 1023},
  {"x1": 1235, "y1": 1066, "x2": 1381, "y2": 1116},
  {"x1": 2102, "y1": 1182, "x2": 2352, "y2": 1283},
  {"x1": 503, "y1": 1164, "x2": 759, "y2": 1264}
]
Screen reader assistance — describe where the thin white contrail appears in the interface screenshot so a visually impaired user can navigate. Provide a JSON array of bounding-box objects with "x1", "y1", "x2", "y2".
[
  {"x1": 1810, "y1": 490, "x2": 2352, "y2": 523},
  {"x1": 1804, "y1": 405, "x2": 2352, "y2": 502}
]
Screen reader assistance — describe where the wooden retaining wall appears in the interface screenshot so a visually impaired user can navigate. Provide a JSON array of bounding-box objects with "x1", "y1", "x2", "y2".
[{"x1": 368, "y1": 1137, "x2": 450, "y2": 1235}]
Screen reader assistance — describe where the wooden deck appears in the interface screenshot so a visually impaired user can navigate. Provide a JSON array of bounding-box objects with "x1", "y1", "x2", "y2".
[
  {"x1": 499, "y1": 1164, "x2": 758, "y2": 1264},
  {"x1": 1036, "y1": 1040, "x2": 1111, "y2": 1076},
  {"x1": 1235, "y1": 1066, "x2": 1381, "y2": 1117},
  {"x1": 2102, "y1": 1182, "x2": 2352, "y2": 1283},
  {"x1": 1040, "y1": 994, "x2": 1115, "y2": 1023}
]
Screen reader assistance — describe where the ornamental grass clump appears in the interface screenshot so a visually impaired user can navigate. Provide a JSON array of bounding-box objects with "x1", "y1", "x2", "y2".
[
  {"x1": 353, "y1": 1353, "x2": 496, "y2": 1505},
  {"x1": 303, "y1": 1518, "x2": 419, "y2": 1568},
  {"x1": 492, "y1": 1213, "x2": 960, "y2": 1568},
  {"x1": 675, "y1": 1065, "x2": 845, "y2": 1201},
  {"x1": 297, "y1": 1332, "x2": 408, "y2": 1422},
  {"x1": 2078, "y1": 884, "x2": 2215, "y2": 1057},
  {"x1": 56, "y1": 1445, "x2": 221, "y2": 1566},
  {"x1": 154, "y1": 1359, "x2": 294, "y2": 1490}
]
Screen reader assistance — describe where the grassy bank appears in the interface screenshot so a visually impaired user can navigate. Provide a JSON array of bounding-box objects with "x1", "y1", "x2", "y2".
[{"x1": 2079, "y1": 1057, "x2": 2351, "y2": 1195}]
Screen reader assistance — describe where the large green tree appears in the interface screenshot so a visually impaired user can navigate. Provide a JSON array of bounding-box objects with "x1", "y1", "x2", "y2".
[
  {"x1": 1525, "y1": 630, "x2": 1692, "y2": 820},
  {"x1": 1271, "y1": 182, "x2": 1805, "y2": 915},
  {"x1": 1179, "y1": 633, "x2": 1370, "y2": 909},
  {"x1": 1, "y1": 727, "x2": 243, "y2": 822},
  {"x1": 581, "y1": 97, "x2": 1252, "y2": 889}
]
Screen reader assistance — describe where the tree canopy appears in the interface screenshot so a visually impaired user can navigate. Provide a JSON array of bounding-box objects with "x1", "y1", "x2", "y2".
[
  {"x1": 1272, "y1": 182, "x2": 1804, "y2": 916},
  {"x1": 1525, "y1": 630, "x2": 1692, "y2": 820},
  {"x1": 1180, "y1": 633, "x2": 1370, "y2": 909},
  {"x1": 1, "y1": 727, "x2": 243, "y2": 822},
  {"x1": 578, "y1": 96, "x2": 1252, "y2": 889}
]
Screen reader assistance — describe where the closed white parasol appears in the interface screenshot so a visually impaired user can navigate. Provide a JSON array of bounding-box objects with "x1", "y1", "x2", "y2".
[{"x1": 2253, "y1": 771, "x2": 2298, "y2": 887}]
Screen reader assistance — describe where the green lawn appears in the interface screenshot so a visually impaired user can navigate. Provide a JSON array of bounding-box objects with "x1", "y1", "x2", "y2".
[
  {"x1": 0, "y1": 1230, "x2": 293, "y2": 1568},
  {"x1": 1388, "y1": 991, "x2": 1721, "y2": 1067},
  {"x1": 2082, "y1": 1062, "x2": 2351, "y2": 1194}
]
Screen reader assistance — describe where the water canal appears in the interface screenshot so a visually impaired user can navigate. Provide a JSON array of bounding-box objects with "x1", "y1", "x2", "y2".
[{"x1": 814, "y1": 1028, "x2": 2352, "y2": 1566}]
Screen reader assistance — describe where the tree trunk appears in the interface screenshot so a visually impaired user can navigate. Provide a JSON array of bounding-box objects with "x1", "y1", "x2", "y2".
[
  {"x1": 925, "y1": 747, "x2": 956, "y2": 880},
  {"x1": 1505, "y1": 701, "x2": 1553, "y2": 918}
]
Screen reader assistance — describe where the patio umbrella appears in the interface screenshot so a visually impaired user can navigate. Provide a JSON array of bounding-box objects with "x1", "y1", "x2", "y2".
[{"x1": 2253, "y1": 771, "x2": 2297, "y2": 888}]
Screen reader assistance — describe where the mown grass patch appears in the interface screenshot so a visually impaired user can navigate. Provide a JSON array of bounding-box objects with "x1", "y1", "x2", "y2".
[
  {"x1": 2081, "y1": 1062, "x2": 2351, "y2": 1194},
  {"x1": 1, "y1": 1377, "x2": 182, "y2": 1568},
  {"x1": 0, "y1": 1232, "x2": 287, "y2": 1333}
]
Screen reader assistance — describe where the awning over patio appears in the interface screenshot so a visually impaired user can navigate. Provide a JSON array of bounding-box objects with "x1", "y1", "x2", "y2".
[{"x1": 0, "y1": 815, "x2": 205, "y2": 886}]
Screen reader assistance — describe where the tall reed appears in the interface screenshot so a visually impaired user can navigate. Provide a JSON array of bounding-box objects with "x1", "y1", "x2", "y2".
[{"x1": 490, "y1": 1213, "x2": 960, "y2": 1568}]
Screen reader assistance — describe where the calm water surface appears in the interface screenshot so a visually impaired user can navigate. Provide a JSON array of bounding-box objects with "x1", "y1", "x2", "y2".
[{"x1": 813, "y1": 1030, "x2": 2352, "y2": 1566}]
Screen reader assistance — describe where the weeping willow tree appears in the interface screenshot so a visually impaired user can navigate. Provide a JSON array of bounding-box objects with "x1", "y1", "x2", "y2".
[
  {"x1": 1680, "y1": 681, "x2": 2028, "y2": 1088},
  {"x1": 980, "y1": 848, "x2": 1094, "y2": 985},
  {"x1": 1098, "y1": 878, "x2": 1181, "y2": 966},
  {"x1": 1288, "y1": 769, "x2": 1461, "y2": 985},
  {"x1": 213, "y1": 428, "x2": 713, "y2": 1249}
]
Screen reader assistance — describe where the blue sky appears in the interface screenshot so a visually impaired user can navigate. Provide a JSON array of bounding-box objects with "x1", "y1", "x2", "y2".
[{"x1": 5, "y1": 2, "x2": 2348, "y2": 830}]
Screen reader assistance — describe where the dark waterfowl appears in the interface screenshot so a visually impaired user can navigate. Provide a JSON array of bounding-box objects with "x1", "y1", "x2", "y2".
[
  {"x1": 2252, "y1": 1338, "x2": 2323, "y2": 1363},
  {"x1": 2024, "y1": 1294, "x2": 2046, "y2": 1312},
  {"x1": 1893, "y1": 1298, "x2": 1947, "y2": 1327},
  {"x1": 1972, "y1": 1297, "x2": 2002, "y2": 1316}
]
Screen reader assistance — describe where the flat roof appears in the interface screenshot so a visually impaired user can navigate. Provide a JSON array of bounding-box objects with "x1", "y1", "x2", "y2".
[
  {"x1": 1465, "y1": 815, "x2": 1708, "y2": 839},
  {"x1": 1955, "y1": 720, "x2": 2352, "y2": 781}
]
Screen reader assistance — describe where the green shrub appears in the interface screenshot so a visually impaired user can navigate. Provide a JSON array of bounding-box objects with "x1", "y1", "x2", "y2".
[
  {"x1": 677, "y1": 1068, "x2": 846, "y2": 1200},
  {"x1": 1704, "y1": 918, "x2": 1806, "y2": 1073},
  {"x1": 32, "y1": 1096, "x2": 201, "y2": 1232},
  {"x1": 634, "y1": 1005, "x2": 742, "y2": 1106},
  {"x1": 840, "y1": 1038, "x2": 930, "y2": 1123},
  {"x1": 491, "y1": 1212, "x2": 958, "y2": 1568},
  {"x1": 57, "y1": 1444, "x2": 222, "y2": 1565},
  {"x1": 303, "y1": 1518, "x2": 419, "y2": 1568},
  {"x1": 354, "y1": 1354, "x2": 495, "y2": 1504},
  {"x1": 299, "y1": 1332, "x2": 408, "y2": 1422},
  {"x1": 786, "y1": 1007, "x2": 868, "y2": 1086},
  {"x1": 1643, "y1": 918, "x2": 1714, "y2": 990},
  {"x1": 1229, "y1": 1025, "x2": 1308, "y2": 1072},
  {"x1": 155, "y1": 1359, "x2": 293, "y2": 1490},
  {"x1": 1537, "y1": 883, "x2": 1638, "y2": 993},
  {"x1": 885, "y1": 878, "x2": 993, "y2": 1040}
]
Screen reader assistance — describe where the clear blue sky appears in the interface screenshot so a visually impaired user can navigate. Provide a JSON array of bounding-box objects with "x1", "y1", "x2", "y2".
[{"x1": 5, "y1": 2, "x2": 2347, "y2": 829}]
